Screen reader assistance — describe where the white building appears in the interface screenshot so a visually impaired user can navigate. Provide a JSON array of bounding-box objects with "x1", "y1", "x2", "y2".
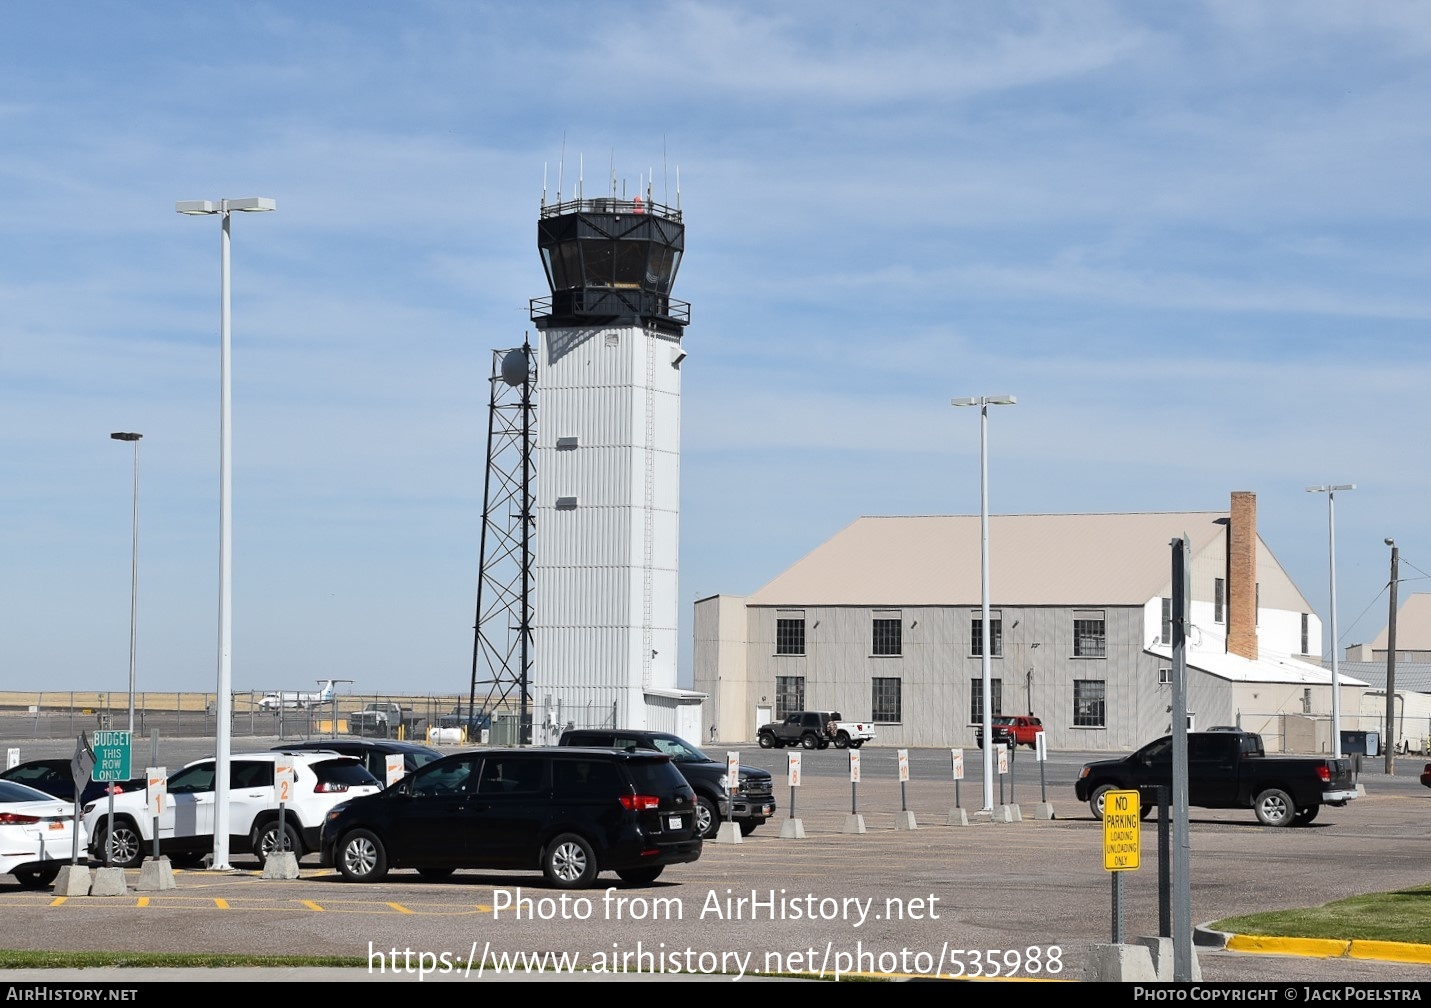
[{"x1": 695, "y1": 491, "x2": 1365, "y2": 752}]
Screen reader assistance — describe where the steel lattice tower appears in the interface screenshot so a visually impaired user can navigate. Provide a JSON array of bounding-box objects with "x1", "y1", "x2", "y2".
[{"x1": 467, "y1": 341, "x2": 537, "y2": 744}]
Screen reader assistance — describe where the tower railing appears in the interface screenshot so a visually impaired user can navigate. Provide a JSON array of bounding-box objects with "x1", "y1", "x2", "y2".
[
  {"x1": 531, "y1": 289, "x2": 690, "y2": 326},
  {"x1": 539, "y1": 196, "x2": 681, "y2": 222}
]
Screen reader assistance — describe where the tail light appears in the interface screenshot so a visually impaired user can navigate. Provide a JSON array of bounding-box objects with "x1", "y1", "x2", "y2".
[
  {"x1": 0, "y1": 812, "x2": 41, "y2": 825},
  {"x1": 313, "y1": 782, "x2": 350, "y2": 793},
  {"x1": 619, "y1": 794, "x2": 660, "y2": 811},
  {"x1": 1317, "y1": 765, "x2": 1331, "y2": 783}
]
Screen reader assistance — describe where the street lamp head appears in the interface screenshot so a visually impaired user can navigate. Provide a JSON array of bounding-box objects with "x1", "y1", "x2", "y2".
[
  {"x1": 110, "y1": 432, "x2": 142, "y2": 442},
  {"x1": 176, "y1": 197, "x2": 277, "y2": 215},
  {"x1": 1385, "y1": 538, "x2": 1395, "y2": 547},
  {"x1": 1306, "y1": 484, "x2": 1355, "y2": 494},
  {"x1": 225, "y1": 197, "x2": 277, "y2": 213},
  {"x1": 951, "y1": 394, "x2": 1017, "y2": 407}
]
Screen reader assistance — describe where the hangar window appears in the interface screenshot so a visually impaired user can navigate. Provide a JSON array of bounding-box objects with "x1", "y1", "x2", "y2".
[
  {"x1": 1073, "y1": 610, "x2": 1106, "y2": 658},
  {"x1": 775, "y1": 676, "x2": 805, "y2": 720},
  {"x1": 970, "y1": 611, "x2": 1003, "y2": 657},
  {"x1": 871, "y1": 678, "x2": 902, "y2": 723},
  {"x1": 969, "y1": 677, "x2": 1003, "y2": 724},
  {"x1": 775, "y1": 612, "x2": 806, "y2": 656},
  {"x1": 1073, "y1": 679, "x2": 1106, "y2": 728},
  {"x1": 871, "y1": 612, "x2": 902, "y2": 657}
]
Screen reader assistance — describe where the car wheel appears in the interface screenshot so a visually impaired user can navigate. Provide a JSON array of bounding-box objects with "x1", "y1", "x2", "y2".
[
  {"x1": 694, "y1": 796, "x2": 720, "y2": 840},
  {"x1": 1254, "y1": 788, "x2": 1295, "y2": 827},
  {"x1": 615, "y1": 867, "x2": 664, "y2": 885},
  {"x1": 336, "y1": 829, "x2": 389, "y2": 882},
  {"x1": 1292, "y1": 806, "x2": 1319, "y2": 826},
  {"x1": 738, "y1": 820, "x2": 759, "y2": 837},
  {"x1": 800, "y1": 734, "x2": 819, "y2": 750},
  {"x1": 417, "y1": 867, "x2": 456, "y2": 880},
  {"x1": 255, "y1": 819, "x2": 302, "y2": 860},
  {"x1": 757, "y1": 734, "x2": 776, "y2": 750},
  {"x1": 849, "y1": 741, "x2": 864, "y2": 750},
  {"x1": 98, "y1": 819, "x2": 144, "y2": 869},
  {"x1": 1089, "y1": 784, "x2": 1118, "y2": 821},
  {"x1": 12, "y1": 864, "x2": 60, "y2": 889},
  {"x1": 833, "y1": 732, "x2": 850, "y2": 749},
  {"x1": 543, "y1": 833, "x2": 598, "y2": 889}
]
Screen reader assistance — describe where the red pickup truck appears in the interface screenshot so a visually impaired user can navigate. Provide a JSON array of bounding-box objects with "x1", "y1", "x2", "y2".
[{"x1": 975, "y1": 715, "x2": 1043, "y2": 750}]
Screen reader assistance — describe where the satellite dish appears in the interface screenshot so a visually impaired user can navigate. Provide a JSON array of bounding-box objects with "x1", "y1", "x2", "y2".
[{"x1": 500, "y1": 348, "x2": 529, "y2": 387}]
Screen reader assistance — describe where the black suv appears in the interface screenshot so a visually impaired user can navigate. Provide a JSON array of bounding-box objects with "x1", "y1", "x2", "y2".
[
  {"x1": 272, "y1": 739, "x2": 443, "y2": 784},
  {"x1": 558, "y1": 728, "x2": 775, "y2": 839},
  {"x1": 320, "y1": 746, "x2": 701, "y2": 888}
]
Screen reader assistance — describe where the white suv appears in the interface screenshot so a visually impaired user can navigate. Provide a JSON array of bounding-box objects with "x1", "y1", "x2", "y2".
[{"x1": 83, "y1": 751, "x2": 381, "y2": 868}]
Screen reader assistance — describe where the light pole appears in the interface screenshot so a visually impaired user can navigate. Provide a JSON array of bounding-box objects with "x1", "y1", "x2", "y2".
[
  {"x1": 952, "y1": 394, "x2": 1017, "y2": 812},
  {"x1": 1384, "y1": 538, "x2": 1398, "y2": 774},
  {"x1": 1306, "y1": 483, "x2": 1354, "y2": 759},
  {"x1": 177, "y1": 196, "x2": 277, "y2": 870},
  {"x1": 110, "y1": 433, "x2": 142, "y2": 733}
]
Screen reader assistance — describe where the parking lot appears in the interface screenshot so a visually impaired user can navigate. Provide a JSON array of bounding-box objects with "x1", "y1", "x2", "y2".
[{"x1": 2, "y1": 737, "x2": 1428, "y2": 982}]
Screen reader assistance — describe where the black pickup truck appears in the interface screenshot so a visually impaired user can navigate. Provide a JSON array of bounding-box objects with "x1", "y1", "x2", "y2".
[{"x1": 1074, "y1": 730, "x2": 1357, "y2": 827}]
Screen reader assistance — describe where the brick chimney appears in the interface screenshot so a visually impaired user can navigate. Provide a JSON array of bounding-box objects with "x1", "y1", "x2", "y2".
[{"x1": 1227, "y1": 491, "x2": 1258, "y2": 660}]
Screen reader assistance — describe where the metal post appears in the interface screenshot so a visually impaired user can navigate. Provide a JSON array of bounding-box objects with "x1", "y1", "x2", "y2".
[
  {"x1": 177, "y1": 196, "x2": 274, "y2": 871},
  {"x1": 1385, "y1": 540, "x2": 1399, "y2": 774},
  {"x1": 213, "y1": 206, "x2": 234, "y2": 869},
  {"x1": 978, "y1": 405, "x2": 993, "y2": 811},
  {"x1": 1307, "y1": 484, "x2": 1354, "y2": 759},
  {"x1": 952, "y1": 394, "x2": 1015, "y2": 812},
  {"x1": 1170, "y1": 537, "x2": 1193, "y2": 982},
  {"x1": 111, "y1": 433, "x2": 142, "y2": 734}
]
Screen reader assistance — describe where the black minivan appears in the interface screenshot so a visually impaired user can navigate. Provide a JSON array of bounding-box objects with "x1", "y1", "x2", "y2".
[{"x1": 319, "y1": 747, "x2": 701, "y2": 888}]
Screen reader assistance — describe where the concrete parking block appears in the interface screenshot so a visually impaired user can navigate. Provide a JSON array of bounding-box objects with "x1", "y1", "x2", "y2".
[
  {"x1": 714, "y1": 822, "x2": 743, "y2": 844},
  {"x1": 135, "y1": 856, "x2": 176, "y2": 891},
  {"x1": 53, "y1": 864, "x2": 91, "y2": 896},
  {"x1": 779, "y1": 818, "x2": 806, "y2": 838},
  {"x1": 261, "y1": 852, "x2": 300, "y2": 880},
  {"x1": 842, "y1": 813, "x2": 866, "y2": 834},
  {"x1": 88, "y1": 866, "x2": 127, "y2": 896}
]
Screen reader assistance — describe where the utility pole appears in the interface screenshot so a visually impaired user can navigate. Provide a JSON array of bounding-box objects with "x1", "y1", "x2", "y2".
[{"x1": 1384, "y1": 539, "x2": 1398, "y2": 775}]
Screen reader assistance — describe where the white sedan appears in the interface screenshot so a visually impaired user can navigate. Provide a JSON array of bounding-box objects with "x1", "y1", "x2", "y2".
[{"x1": 0, "y1": 779, "x2": 87, "y2": 888}]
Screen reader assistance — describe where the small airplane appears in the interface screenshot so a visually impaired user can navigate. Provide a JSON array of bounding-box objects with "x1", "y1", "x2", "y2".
[{"x1": 257, "y1": 679, "x2": 339, "y2": 711}]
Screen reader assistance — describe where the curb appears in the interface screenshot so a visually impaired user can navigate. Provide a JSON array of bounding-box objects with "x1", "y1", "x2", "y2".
[{"x1": 1195, "y1": 923, "x2": 1431, "y2": 965}]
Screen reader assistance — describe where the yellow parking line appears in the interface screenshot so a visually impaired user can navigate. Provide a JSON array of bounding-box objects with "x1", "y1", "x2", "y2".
[
  {"x1": 302, "y1": 900, "x2": 324, "y2": 911},
  {"x1": 49, "y1": 897, "x2": 67, "y2": 906},
  {"x1": 386, "y1": 903, "x2": 415, "y2": 914},
  {"x1": 137, "y1": 897, "x2": 150, "y2": 908},
  {"x1": 214, "y1": 898, "x2": 230, "y2": 909}
]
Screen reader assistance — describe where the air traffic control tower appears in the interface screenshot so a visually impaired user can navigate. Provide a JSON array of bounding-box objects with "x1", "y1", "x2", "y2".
[{"x1": 529, "y1": 187, "x2": 704, "y2": 735}]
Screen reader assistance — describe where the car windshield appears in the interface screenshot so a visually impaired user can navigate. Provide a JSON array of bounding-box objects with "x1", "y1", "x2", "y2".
[
  {"x1": 648, "y1": 736, "x2": 707, "y2": 763},
  {"x1": 993, "y1": 716, "x2": 1017, "y2": 726}
]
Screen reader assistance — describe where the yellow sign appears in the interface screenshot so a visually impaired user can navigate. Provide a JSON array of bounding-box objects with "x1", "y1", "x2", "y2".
[{"x1": 1102, "y1": 790, "x2": 1140, "y2": 871}]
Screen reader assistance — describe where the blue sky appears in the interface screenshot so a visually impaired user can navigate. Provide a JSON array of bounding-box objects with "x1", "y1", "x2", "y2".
[{"x1": 3, "y1": 1, "x2": 1428, "y2": 698}]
